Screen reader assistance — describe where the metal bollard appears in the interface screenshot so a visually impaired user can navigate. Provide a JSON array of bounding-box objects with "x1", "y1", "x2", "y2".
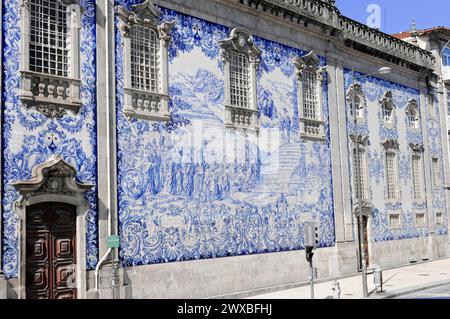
[
  {"x1": 332, "y1": 280, "x2": 341, "y2": 299},
  {"x1": 373, "y1": 265, "x2": 383, "y2": 293}
]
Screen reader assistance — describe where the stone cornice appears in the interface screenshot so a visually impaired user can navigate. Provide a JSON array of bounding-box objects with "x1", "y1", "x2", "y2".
[{"x1": 229, "y1": 0, "x2": 435, "y2": 73}]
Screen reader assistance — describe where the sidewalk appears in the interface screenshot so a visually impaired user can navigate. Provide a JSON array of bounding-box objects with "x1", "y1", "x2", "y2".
[{"x1": 246, "y1": 258, "x2": 450, "y2": 299}]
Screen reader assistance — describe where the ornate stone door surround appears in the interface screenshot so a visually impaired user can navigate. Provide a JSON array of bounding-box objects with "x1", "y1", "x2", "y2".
[{"x1": 12, "y1": 155, "x2": 93, "y2": 299}]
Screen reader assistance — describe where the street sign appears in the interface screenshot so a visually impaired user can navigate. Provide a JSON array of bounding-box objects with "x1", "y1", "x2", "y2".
[{"x1": 107, "y1": 235, "x2": 120, "y2": 248}]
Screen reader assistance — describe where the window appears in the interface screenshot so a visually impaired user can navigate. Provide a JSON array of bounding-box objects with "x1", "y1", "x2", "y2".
[
  {"x1": 385, "y1": 152, "x2": 399, "y2": 200},
  {"x1": 353, "y1": 148, "x2": 368, "y2": 200},
  {"x1": 380, "y1": 91, "x2": 395, "y2": 125},
  {"x1": 412, "y1": 154, "x2": 424, "y2": 200},
  {"x1": 389, "y1": 214, "x2": 400, "y2": 228},
  {"x1": 19, "y1": 0, "x2": 82, "y2": 117},
  {"x1": 350, "y1": 96, "x2": 364, "y2": 118},
  {"x1": 220, "y1": 27, "x2": 261, "y2": 132},
  {"x1": 432, "y1": 158, "x2": 441, "y2": 189},
  {"x1": 118, "y1": 1, "x2": 175, "y2": 121},
  {"x1": 229, "y1": 51, "x2": 250, "y2": 109},
  {"x1": 130, "y1": 25, "x2": 159, "y2": 92},
  {"x1": 302, "y1": 68, "x2": 318, "y2": 120},
  {"x1": 382, "y1": 103, "x2": 393, "y2": 123},
  {"x1": 416, "y1": 213, "x2": 425, "y2": 226},
  {"x1": 29, "y1": 0, "x2": 69, "y2": 77},
  {"x1": 406, "y1": 101, "x2": 420, "y2": 129},
  {"x1": 294, "y1": 51, "x2": 327, "y2": 141},
  {"x1": 436, "y1": 212, "x2": 443, "y2": 225}
]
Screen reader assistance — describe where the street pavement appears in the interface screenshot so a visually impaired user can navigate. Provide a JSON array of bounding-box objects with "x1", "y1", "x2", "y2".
[
  {"x1": 245, "y1": 258, "x2": 450, "y2": 299},
  {"x1": 397, "y1": 283, "x2": 450, "y2": 299}
]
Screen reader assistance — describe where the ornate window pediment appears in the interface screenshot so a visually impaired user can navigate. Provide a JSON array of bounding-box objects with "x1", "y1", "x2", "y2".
[
  {"x1": 380, "y1": 91, "x2": 396, "y2": 125},
  {"x1": 294, "y1": 51, "x2": 327, "y2": 141},
  {"x1": 219, "y1": 27, "x2": 261, "y2": 133},
  {"x1": 117, "y1": 0, "x2": 175, "y2": 122},
  {"x1": 382, "y1": 139, "x2": 400, "y2": 151},
  {"x1": 19, "y1": 0, "x2": 83, "y2": 118},
  {"x1": 409, "y1": 143, "x2": 424, "y2": 153}
]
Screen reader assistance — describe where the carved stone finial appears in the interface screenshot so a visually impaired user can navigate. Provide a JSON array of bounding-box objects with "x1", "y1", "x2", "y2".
[
  {"x1": 409, "y1": 143, "x2": 424, "y2": 153},
  {"x1": 382, "y1": 139, "x2": 400, "y2": 150},
  {"x1": 158, "y1": 21, "x2": 176, "y2": 47},
  {"x1": 219, "y1": 27, "x2": 262, "y2": 67},
  {"x1": 293, "y1": 51, "x2": 323, "y2": 79}
]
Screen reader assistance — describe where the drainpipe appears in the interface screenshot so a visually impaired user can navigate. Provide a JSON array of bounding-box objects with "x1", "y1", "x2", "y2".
[{"x1": 95, "y1": 0, "x2": 115, "y2": 291}]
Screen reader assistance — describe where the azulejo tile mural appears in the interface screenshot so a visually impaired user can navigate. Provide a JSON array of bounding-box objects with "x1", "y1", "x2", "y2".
[
  {"x1": 344, "y1": 69, "x2": 448, "y2": 241},
  {"x1": 1, "y1": 0, "x2": 98, "y2": 278},
  {"x1": 115, "y1": 1, "x2": 335, "y2": 267}
]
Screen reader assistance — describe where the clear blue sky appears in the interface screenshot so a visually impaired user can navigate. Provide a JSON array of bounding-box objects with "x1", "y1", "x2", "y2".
[{"x1": 335, "y1": 0, "x2": 450, "y2": 35}]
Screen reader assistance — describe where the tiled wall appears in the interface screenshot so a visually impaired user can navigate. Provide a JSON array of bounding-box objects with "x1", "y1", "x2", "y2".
[
  {"x1": 1, "y1": 0, "x2": 99, "y2": 278},
  {"x1": 115, "y1": 1, "x2": 336, "y2": 267}
]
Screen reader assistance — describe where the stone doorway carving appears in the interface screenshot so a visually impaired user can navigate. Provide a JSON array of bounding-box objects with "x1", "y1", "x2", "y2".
[{"x1": 12, "y1": 155, "x2": 93, "y2": 299}]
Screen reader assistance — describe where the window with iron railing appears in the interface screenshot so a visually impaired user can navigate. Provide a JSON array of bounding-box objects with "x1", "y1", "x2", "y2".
[
  {"x1": 353, "y1": 148, "x2": 368, "y2": 200},
  {"x1": 117, "y1": 1, "x2": 175, "y2": 122},
  {"x1": 412, "y1": 154, "x2": 424, "y2": 200},
  {"x1": 302, "y1": 68, "x2": 318, "y2": 120},
  {"x1": 432, "y1": 158, "x2": 440, "y2": 189},
  {"x1": 385, "y1": 152, "x2": 399, "y2": 200},
  {"x1": 130, "y1": 25, "x2": 160, "y2": 93},
  {"x1": 19, "y1": 0, "x2": 82, "y2": 117},
  {"x1": 29, "y1": 0, "x2": 69, "y2": 77},
  {"x1": 229, "y1": 51, "x2": 250, "y2": 109}
]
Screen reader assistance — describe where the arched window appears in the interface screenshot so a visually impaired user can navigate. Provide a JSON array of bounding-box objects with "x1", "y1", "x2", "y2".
[
  {"x1": 118, "y1": 0, "x2": 175, "y2": 121},
  {"x1": 220, "y1": 28, "x2": 261, "y2": 132}
]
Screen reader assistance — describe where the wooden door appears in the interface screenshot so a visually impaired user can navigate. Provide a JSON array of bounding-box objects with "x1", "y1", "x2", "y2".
[
  {"x1": 357, "y1": 215, "x2": 369, "y2": 270},
  {"x1": 26, "y1": 202, "x2": 77, "y2": 299}
]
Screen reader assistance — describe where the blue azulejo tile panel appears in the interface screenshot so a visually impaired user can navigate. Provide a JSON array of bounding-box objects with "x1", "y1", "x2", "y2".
[
  {"x1": 344, "y1": 68, "x2": 448, "y2": 241},
  {"x1": 1, "y1": 0, "x2": 98, "y2": 278},
  {"x1": 115, "y1": 1, "x2": 335, "y2": 267}
]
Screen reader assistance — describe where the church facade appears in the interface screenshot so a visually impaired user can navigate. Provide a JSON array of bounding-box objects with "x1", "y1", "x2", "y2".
[{"x1": 0, "y1": 0, "x2": 449, "y2": 299}]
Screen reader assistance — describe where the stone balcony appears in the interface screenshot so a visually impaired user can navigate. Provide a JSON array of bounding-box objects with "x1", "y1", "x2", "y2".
[
  {"x1": 123, "y1": 88, "x2": 170, "y2": 122},
  {"x1": 299, "y1": 117, "x2": 326, "y2": 141},
  {"x1": 19, "y1": 71, "x2": 82, "y2": 118},
  {"x1": 224, "y1": 105, "x2": 259, "y2": 132}
]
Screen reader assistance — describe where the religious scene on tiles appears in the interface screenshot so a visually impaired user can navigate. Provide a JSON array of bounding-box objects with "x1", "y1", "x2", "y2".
[{"x1": 115, "y1": 2, "x2": 335, "y2": 266}]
